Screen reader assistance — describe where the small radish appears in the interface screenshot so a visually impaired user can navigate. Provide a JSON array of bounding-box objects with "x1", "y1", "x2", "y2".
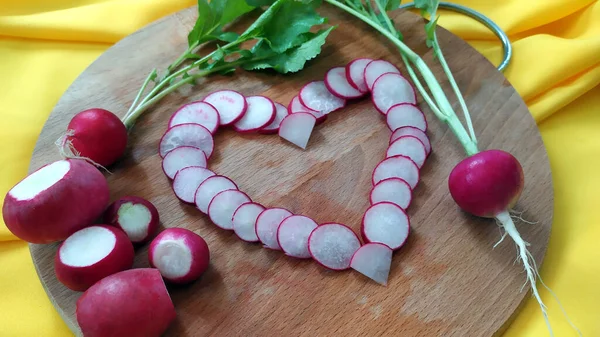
[
  {"x1": 158, "y1": 123, "x2": 214, "y2": 159},
  {"x1": 277, "y1": 215, "x2": 318, "y2": 259},
  {"x1": 255, "y1": 208, "x2": 293, "y2": 250},
  {"x1": 55, "y1": 225, "x2": 135, "y2": 291},
  {"x1": 372, "y1": 72, "x2": 416, "y2": 115},
  {"x1": 149, "y1": 227, "x2": 210, "y2": 284},
  {"x1": 386, "y1": 103, "x2": 428, "y2": 132},
  {"x1": 390, "y1": 126, "x2": 431, "y2": 155},
  {"x1": 76, "y1": 268, "x2": 176, "y2": 337},
  {"x1": 362, "y1": 202, "x2": 410, "y2": 250},
  {"x1": 161, "y1": 146, "x2": 207, "y2": 179},
  {"x1": 288, "y1": 95, "x2": 317, "y2": 113},
  {"x1": 232, "y1": 202, "x2": 265, "y2": 242},
  {"x1": 194, "y1": 175, "x2": 238, "y2": 214},
  {"x1": 350, "y1": 242, "x2": 393, "y2": 285},
  {"x1": 173, "y1": 166, "x2": 215, "y2": 204},
  {"x1": 259, "y1": 102, "x2": 289, "y2": 134},
  {"x1": 278, "y1": 112, "x2": 317, "y2": 150},
  {"x1": 364, "y1": 59, "x2": 401, "y2": 91},
  {"x1": 208, "y1": 189, "x2": 252, "y2": 230},
  {"x1": 370, "y1": 177, "x2": 412, "y2": 209},
  {"x1": 233, "y1": 95, "x2": 276, "y2": 133},
  {"x1": 103, "y1": 196, "x2": 160, "y2": 244},
  {"x1": 202, "y1": 90, "x2": 247, "y2": 126},
  {"x1": 386, "y1": 136, "x2": 427, "y2": 169},
  {"x1": 324, "y1": 67, "x2": 364, "y2": 99},
  {"x1": 372, "y1": 155, "x2": 420, "y2": 189},
  {"x1": 299, "y1": 81, "x2": 346, "y2": 114},
  {"x1": 168, "y1": 101, "x2": 220, "y2": 134},
  {"x1": 308, "y1": 223, "x2": 361, "y2": 271},
  {"x1": 345, "y1": 58, "x2": 372, "y2": 93}
]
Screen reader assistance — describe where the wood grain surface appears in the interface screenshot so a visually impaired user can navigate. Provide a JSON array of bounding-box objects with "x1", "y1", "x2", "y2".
[{"x1": 27, "y1": 5, "x2": 553, "y2": 337}]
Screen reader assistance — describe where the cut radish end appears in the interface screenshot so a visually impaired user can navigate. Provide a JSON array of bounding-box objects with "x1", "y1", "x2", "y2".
[
  {"x1": 103, "y1": 196, "x2": 160, "y2": 244},
  {"x1": 362, "y1": 202, "x2": 410, "y2": 250},
  {"x1": 386, "y1": 103, "x2": 428, "y2": 132},
  {"x1": 168, "y1": 101, "x2": 220, "y2": 134},
  {"x1": 372, "y1": 73, "x2": 416, "y2": 115},
  {"x1": 255, "y1": 208, "x2": 293, "y2": 250},
  {"x1": 173, "y1": 167, "x2": 215, "y2": 204},
  {"x1": 350, "y1": 243, "x2": 393, "y2": 286},
  {"x1": 277, "y1": 215, "x2": 318, "y2": 259},
  {"x1": 346, "y1": 58, "x2": 372, "y2": 93},
  {"x1": 208, "y1": 190, "x2": 252, "y2": 230},
  {"x1": 159, "y1": 123, "x2": 214, "y2": 159},
  {"x1": 289, "y1": 95, "x2": 326, "y2": 124},
  {"x1": 233, "y1": 96, "x2": 276, "y2": 133},
  {"x1": 372, "y1": 155, "x2": 420, "y2": 189},
  {"x1": 386, "y1": 136, "x2": 427, "y2": 169},
  {"x1": 232, "y1": 202, "x2": 265, "y2": 242},
  {"x1": 259, "y1": 102, "x2": 289, "y2": 134},
  {"x1": 161, "y1": 146, "x2": 207, "y2": 179},
  {"x1": 299, "y1": 81, "x2": 346, "y2": 114},
  {"x1": 390, "y1": 126, "x2": 431, "y2": 155},
  {"x1": 324, "y1": 67, "x2": 364, "y2": 99},
  {"x1": 202, "y1": 90, "x2": 247, "y2": 126},
  {"x1": 194, "y1": 176, "x2": 238, "y2": 214},
  {"x1": 364, "y1": 60, "x2": 401, "y2": 91},
  {"x1": 278, "y1": 113, "x2": 316, "y2": 150},
  {"x1": 308, "y1": 223, "x2": 361, "y2": 271},
  {"x1": 370, "y1": 177, "x2": 412, "y2": 209}
]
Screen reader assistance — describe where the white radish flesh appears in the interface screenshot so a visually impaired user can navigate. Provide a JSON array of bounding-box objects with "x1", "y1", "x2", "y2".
[
  {"x1": 364, "y1": 60, "x2": 401, "y2": 91},
  {"x1": 232, "y1": 202, "x2": 265, "y2": 242},
  {"x1": 346, "y1": 58, "x2": 372, "y2": 93},
  {"x1": 233, "y1": 95, "x2": 276, "y2": 133},
  {"x1": 386, "y1": 136, "x2": 427, "y2": 169},
  {"x1": 308, "y1": 223, "x2": 361, "y2": 271},
  {"x1": 159, "y1": 123, "x2": 214, "y2": 159},
  {"x1": 350, "y1": 243, "x2": 393, "y2": 285},
  {"x1": 208, "y1": 190, "x2": 252, "y2": 230},
  {"x1": 299, "y1": 81, "x2": 346, "y2": 114},
  {"x1": 370, "y1": 178, "x2": 412, "y2": 209},
  {"x1": 372, "y1": 73, "x2": 416, "y2": 115},
  {"x1": 194, "y1": 176, "x2": 238, "y2": 214},
  {"x1": 255, "y1": 208, "x2": 293, "y2": 250},
  {"x1": 168, "y1": 101, "x2": 220, "y2": 134},
  {"x1": 161, "y1": 146, "x2": 207, "y2": 179},
  {"x1": 278, "y1": 112, "x2": 316, "y2": 150},
  {"x1": 372, "y1": 155, "x2": 420, "y2": 189},
  {"x1": 103, "y1": 196, "x2": 160, "y2": 244},
  {"x1": 259, "y1": 102, "x2": 289, "y2": 134},
  {"x1": 277, "y1": 215, "x2": 318, "y2": 259},
  {"x1": 386, "y1": 103, "x2": 428, "y2": 132},
  {"x1": 289, "y1": 95, "x2": 327, "y2": 124},
  {"x1": 203, "y1": 90, "x2": 247, "y2": 126},
  {"x1": 324, "y1": 67, "x2": 364, "y2": 99},
  {"x1": 390, "y1": 126, "x2": 431, "y2": 155},
  {"x1": 172, "y1": 166, "x2": 215, "y2": 204},
  {"x1": 362, "y1": 202, "x2": 410, "y2": 250}
]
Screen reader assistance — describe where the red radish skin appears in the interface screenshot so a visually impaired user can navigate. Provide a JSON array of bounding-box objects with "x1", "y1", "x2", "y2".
[
  {"x1": 308, "y1": 223, "x2": 361, "y2": 271},
  {"x1": 372, "y1": 72, "x2": 417, "y2": 115},
  {"x1": 149, "y1": 228, "x2": 210, "y2": 284},
  {"x1": 161, "y1": 146, "x2": 207, "y2": 179},
  {"x1": 202, "y1": 90, "x2": 247, "y2": 126},
  {"x1": 233, "y1": 95, "x2": 276, "y2": 133},
  {"x1": 259, "y1": 102, "x2": 289, "y2": 134},
  {"x1": 2, "y1": 159, "x2": 109, "y2": 244},
  {"x1": 386, "y1": 103, "x2": 428, "y2": 132},
  {"x1": 390, "y1": 126, "x2": 431, "y2": 155},
  {"x1": 194, "y1": 175, "x2": 238, "y2": 214},
  {"x1": 276, "y1": 215, "x2": 318, "y2": 259},
  {"x1": 76, "y1": 268, "x2": 176, "y2": 337},
  {"x1": 370, "y1": 177, "x2": 412, "y2": 209},
  {"x1": 361, "y1": 202, "x2": 410, "y2": 250},
  {"x1": 299, "y1": 81, "x2": 346, "y2": 114},
  {"x1": 232, "y1": 202, "x2": 265, "y2": 242},
  {"x1": 208, "y1": 189, "x2": 252, "y2": 230},
  {"x1": 255, "y1": 208, "x2": 293, "y2": 250},
  {"x1": 345, "y1": 58, "x2": 372, "y2": 93},
  {"x1": 158, "y1": 123, "x2": 214, "y2": 159},
  {"x1": 350, "y1": 242, "x2": 393, "y2": 285},
  {"x1": 324, "y1": 66, "x2": 364, "y2": 99},
  {"x1": 363, "y1": 59, "x2": 401, "y2": 91},
  {"x1": 55, "y1": 225, "x2": 134, "y2": 291},
  {"x1": 372, "y1": 155, "x2": 420, "y2": 189},
  {"x1": 278, "y1": 112, "x2": 317, "y2": 150},
  {"x1": 168, "y1": 101, "x2": 220, "y2": 134},
  {"x1": 386, "y1": 136, "x2": 427, "y2": 169},
  {"x1": 103, "y1": 196, "x2": 160, "y2": 244},
  {"x1": 173, "y1": 166, "x2": 216, "y2": 204}
]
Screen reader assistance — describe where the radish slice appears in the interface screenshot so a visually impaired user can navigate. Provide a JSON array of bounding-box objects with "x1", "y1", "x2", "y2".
[
  {"x1": 350, "y1": 243, "x2": 393, "y2": 285},
  {"x1": 203, "y1": 90, "x2": 247, "y2": 126},
  {"x1": 194, "y1": 176, "x2": 238, "y2": 214},
  {"x1": 364, "y1": 60, "x2": 401, "y2": 91},
  {"x1": 233, "y1": 96, "x2": 276, "y2": 133},
  {"x1": 372, "y1": 72, "x2": 416, "y2": 115},
  {"x1": 386, "y1": 136, "x2": 427, "y2": 169},
  {"x1": 324, "y1": 67, "x2": 364, "y2": 99},
  {"x1": 390, "y1": 126, "x2": 431, "y2": 155},
  {"x1": 299, "y1": 81, "x2": 346, "y2": 114},
  {"x1": 159, "y1": 123, "x2": 214, "y2": 159},
  {"x1": 168, "y1": 101, "x2": 220, "y2": 134},
  {"x1": 308, "y1": 223, "x2": 361, "y2": 271},
  {"x1": 259, "y1": 102, "x2": 289, "y2": 134},
  {"x1": 289, "y1": 95, "x2": 327, "y2": 124},
  {"x1": 255, "y1": 208, "x2": 292, "y2": 250},
  {"x1": 161, "y1": 146, "x2": 207, "y2": 179},
  {"x1": 276, "y1": 215, "x2": 318, "y2": 259},
  {"x1": 346, "y1": 58, "x2": 372, "y2": 93},
  {"x1": 173, "y1": 167, "x2": 215, "y2": 204},
  {"x1": 278, "y1": 112, "x2": 316, "y2": 150},
  {"x1": 386, "y1": 103, "x2": 428, "y2": 132},
  {"x1": 208, "y1": 190, "x2": 252, "y2": 230},
  {"x1": 370, "y1": 177, "x2": 412, "y2": 209},
  {"x1": 372, "y1": 155, "x2": 420, "y2": 189},
  {"x1": 362, "y1": 202, "x2": 410, "y2": 250},
  {"x1": 232, "y1": 202, "x2": 265, "y2": 242}
]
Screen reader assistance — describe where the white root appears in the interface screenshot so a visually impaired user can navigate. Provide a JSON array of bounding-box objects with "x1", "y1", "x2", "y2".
[{"x1": 54, "y1": 130, "x2": 112, "y2": 174}]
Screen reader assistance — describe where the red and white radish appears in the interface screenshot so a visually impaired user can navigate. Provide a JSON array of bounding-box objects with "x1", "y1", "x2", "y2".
[
  {"x1": 259, "y1": 102, "x2": 289, "y2": 134},
  {"x1": 208, "y1": 189, "x2": 252, "y2": 230},
  {"x1": 278, "y1": 112, "x2": 317, "y2": 150},
  {"x1": 324, "y1": 67, "x2": 364, "y2": 99},
  {"x1": 364, "y1": 59, "x2": 401, "y2": 91},
  {"x1": 277, "y1": 215, "x2": 318, "y2": 259},
  {"x1": 350, "y1": 242, "x2": 393, "y2": 285},
  {"x1": 168, "y1": 101, "x2": 220, "y2": 134},
  {"x1": 173, "y1": 166, "x2": 216, "y2": 204},
  {"x1": 370, "y1": 177, "x2": 412, "y2": 210},
  {"x1": 362, "y1": 202, "x2": 410, "y2": 250},
  {"x1": 346, "y1": 58, "x2": 372, "y2": 93},
  {"x1": 158, "y1": 123, "x2": 214, "y2": 159},
  {"x1": 55, "y1": 225, "x2": 134, "y2": 291},
  {"x1": 194, "y1": 175, "x2": 238, "y2": 214},
  {"x1": 372, "y1": 72, "x2": 416, "y2": 115},
  {"x1": 232, "y1": 202, "x2": 265, "y2": 242},
  {"x1": 386, "y1": 103, "x2": 428, "y2": 132},
  {"x1": 390, "y1": 126, "x2": 431, "y2": 155},
  {"x1": 233, "y1": 95, "x2": 276, "y2": 133},
  {"x1": 149, "y1": 227, "x2": 210, "y2": 284},
  {"x1": 76, "y1": 268, "x2": 176, "y2": 337},
  {"x1": 308, "y1": 223, "x2": 361, "y2": 271},
  {"x1": 2, "y1": 159, "x2": 109, "y2": 244},
  {"x1": 161, "y1": 146, "x2": 207, "y2": 179},
  {"x1": 289, "y1": 95, "x2": 327, "y2": 124},
  {"x1": 372, "y1": 155, "x2": 420, "y2": 189},
  {"x1": 103, "y1": 196, "x2": 160, "y2": 244},
  {"x1": 255, "y1": 207, "x2": 293, "y2": 250},
  {"x1": 202, "y1": 90, "x2": 247, "y2": 126},
  {"x1": 386, "y1": 136, "x2": 427, "y2": 169},
  {"x1": 299, "y1": 81, "x2": 346, "y2": 114}
]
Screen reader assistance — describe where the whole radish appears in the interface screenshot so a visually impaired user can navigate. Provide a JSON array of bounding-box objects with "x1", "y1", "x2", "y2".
[{"x1": 103, "y1": 196, "x2": 160, "y2": 244}]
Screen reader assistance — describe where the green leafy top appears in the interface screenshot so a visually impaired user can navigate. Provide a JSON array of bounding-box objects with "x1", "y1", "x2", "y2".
[
  {"x1": 188, "y1": 0, "x2": 255, "y2": 46},
  {"x1": 413, "y1": 0, "x2": 440, "y2": 47}
]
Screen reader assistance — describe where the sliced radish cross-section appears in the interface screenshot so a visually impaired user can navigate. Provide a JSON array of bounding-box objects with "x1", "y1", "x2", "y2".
[
  {"x1": 386, "y1": 136, "x2": 427, "y2": 169},
  {"x1": 232, "y1": 202, "x2": 265, "y2": 242},
  {"x1": 159, "y1": 123, "x2": 214, "y2": 159},
  {"x1": 255, "y1": 208, "x2": 292, "y2": 250},
  {"x1": 289, "y1": 95, "x2": 326, "y2": 124},
  {"x1": 103, "y1": 196, "x2": 160, "y2": 244},
  {"x1": 194, "y1": 175, "x2": 238, "y2": 214},
  {"x1": 324, "y1": 67, "x2": 364, "y2": 99},
  {"x1": 208, "y1": 190, "x2": 252, "y2": 230},
  {"x1": 390, "y1": 126, "x2": 431, "y2": 155},
  {"x1": 372, "y1": 155, "x2": 420, "y2": 189},
  {"x1": 279, "y1": 112, "x2": 316, "y2": 150},
  {"x1": 346, "y1": 58, "x2": 372, "y2": 93},
  {"x1": 173, "y1": 167, "x2": 215, "y2": 204},
  {"x1": 168, "y1": 101, "x2": 220, "y2": 134},
  {"x1": 161, "y1": 146, "x2": 207, "y2": 179},
  {"x1": 233, "y1": 95, "x2": 276, "y2": 133},
  {"x1": 308, "y1": 223, "x2": 361, "y2": 271},
  {"x1": 277, "y1": 215, "x2": 318, "y2": 259},
  {"x1": 350, "y1": 243, "x2": 393, "y2": 285},
  {"x1": 299, "y1": 81, "x2": 346, "y2": 114},
  {"x1": 203, "y1": 90, "x2": 247, "y2": 126},
  {"x1": 372, "y1": 73, "x2": 416, "y2": 115},
  {"x1": 362, "y1": 202, "x2": 410, "y2": 250},
  {"x1": 364, "y1": 60, "x2": 401, "y2": 91},
  {"x1": 370, "y1": 177, "x2": 412, "y2": 209},
  {"x1": 259, "y1": 102, "x2": 289, "y2": 134},
  {"x1": 386, "y1": 103, "x2": 428, "y2": 132}
]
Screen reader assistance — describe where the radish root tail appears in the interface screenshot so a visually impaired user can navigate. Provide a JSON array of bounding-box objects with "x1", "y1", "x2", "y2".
[{"x1": 55, "y1": 131, "x2": 112, "y2": 174}]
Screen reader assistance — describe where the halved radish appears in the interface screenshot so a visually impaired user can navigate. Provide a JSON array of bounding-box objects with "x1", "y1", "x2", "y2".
[
  {"x1": 255, "y1": 208, "x2": 293, "y2": 250},
  {"x1": 372, "y1": 72, "x2": 416, "y2": 115},
  {"x1": 55, "y1": 225, "x2": 134, "y2": 291},
  {"x1": 299, "y1": 81, "x2": 346, "y2": 114},
  {"x1": 103, "y1": 196, "x2": 160, "y2": 244},
  {"x1": 168, "y1": 101, "x2": 220, "y2": 134},
  {"x1": 364, "y1": 59, "x2": 401, "y2": 91},
  {"x1": 173, "y1": 166, "x2": 215, "y2": 204},
  {"x1": 202, "y1": 90, "x2": 247, "y2": 126},
  {"x1": 350, "y1": 242, "x2": 393, "y2": 285},
  {"x1": 233, "y1": 95, "x2": 276, "y2": 133},
  {"x1": 346, "y1": 58, "x2": 372, "y2": 93},
  {"x1": 289, "y1": 95, "x2": 327, "y2": 124},
  {"x1": 277, "y1": 215, "x2": 318, "y2": 259},
  {"x1": 194, "y1": 175, "x2": 238, "y2": 214},
  {"x1": 390, "y1": 126, "x2": 431, "y2": 155},
  {"x1": 161, "y1": 146, "x2": 207, "y2": 179},
  {"x1": 362, "y1": 202, "x2": 410, "y2": 250},
  {"x1": 158, "y1": 123, "x2": 214, "y2": 159},
  {"x1": 308, "y1": 223, "x2": 361, "y2": 271},
  {"x1": 208, "y1": 189, "x2": 252, "y2": 230},
  {"x1": 386, "y1": 136, "x2": 427, "y2": 169},
  {"x1": 279, "y1": 112, "x2": 316, "y2": 150},
  {"x1": 259, "y1": 102, "x2": 289, "y2": 134},
  {"x1": 386, "y1": 103, "x2": 428, "y2": 132},
  {"x1": 370, "y1": 177, "x2": 412, "y2": 209},
  {"x1": 324, "y1": 67, "x2": 364, "y2": 99},
  {"x1": 372, "y1": 155, "x2": 420, "y2": 189},
  {"x1": 232, "y1": 202, "x2": 265, "y2": 242}
]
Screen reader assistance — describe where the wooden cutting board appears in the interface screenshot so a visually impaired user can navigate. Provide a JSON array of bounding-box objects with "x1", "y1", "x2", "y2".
[{"x1": 27, "y1": 5, "x2": 553, "y2": 337}]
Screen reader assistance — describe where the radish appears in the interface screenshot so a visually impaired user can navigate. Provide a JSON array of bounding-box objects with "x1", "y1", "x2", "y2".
[
  {"x1": 386, "y1": 103, "x2": 428, "y2": 132},
  {"x1": 299, "y1": 81, "x2": 346, "y2": 114},
  {"x1": 372, "y1": 72, "x2": 416, "y2": 115},
  {"x1": 233, "y1": 95, "x2": 276, "y2": 133},
  {"x1": 168, "y1": 101, "x2": 220, "y2": 134},
  {"x1": 202, "y1": 90, "x2": 247, "y2": 126},
  {"x1": 76, "y1": 268, "x2": 176, "y2": 337},
  {"x1": 259, "y1": 102, "x2": 289, "y2": 134},
  {"x1": 362, "y1": 202, "x2": 410, "y2": 250},
  {"x1": 194, "y1": 175, "x2": 238, "y2": 214},
  {"x1": 149, "y1": 227, "x2": 210, "y2": 284},
  {"x1": 55, "y1": 225, "x2": 135, "y2": 291},
  {"x1": 364, "y1": 59, "x2": 401, "y2": 91},
  {"x1": 2, "y1": 159, "x2": 109, "y2": 244},
  {"x1": 370, "y1": 177, "x2": 412, "y2": 209},
  {"x1": 158, "y1": 123, "x2": 214, "y2": 159},
  {"x1": 324, "y1": 66, "x2": 364, "y2": 99},
  {"x1": 350, "y1": 242, "x2": 393, "y2": 285},
  {"x1": 308, "y1": 223, "x2": 360, "y2": 271},
  {"x1": 232, "y1": 202, "x2": 265, "y2": 242},
  {"x1": 173, "y1": 166, "x2": 215, "y2": 204},
  {"x1": 103, "y1": 196, "x2": 160, "y2": 244},
  {"x1": 372, "y1": 155, "x2": 420, "y2": 189},
  {"x1": 255, "y1": 208, "x2": 293, "y2": 250},
  {"x1": 390, "y1": 126, "x2": 431, "y2": 155},
  {"x1": 161, "y1": 146, "x2": 207, "y2": 179},
  {"x1": 345, "y1": 58, "x2": 372, "y2": 93},
  {"x1": 386, "y1": 136, "x2": 427, "y2": 169},
  {"x1": 276, "y1": 215, "x2": 318, "y2": 259},
  {"x1": 289, "y1": 95, "x2": 327, "y2": 124},
  {"x1": 278, "y1": 112, "x2": 317, "y2": 150},
  {"x1": 208, "y1": 189, "x2": 252, "y2": 230}
]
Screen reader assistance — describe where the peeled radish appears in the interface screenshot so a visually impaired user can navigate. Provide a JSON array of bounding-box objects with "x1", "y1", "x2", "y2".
[
  {"x1": 278, "y1": 112, "x2": 317, "y2": 150},
  {"x1": 289, "y1": 96, "x2": 327, "y2": 124},
  {"x1": 372, "y1": 155, "x2": 420, "y2": 189},
  {"x1": 324, "y1": 67, "x2": 364, "y2": 99},
  {"x1": 362, "y1": 202, "x2": 410, "y2": 250},
  {"x1": 390, "y1": 126, "x2": 431, "y2": 155},
  {"x1": 55, "y1": 225, "x2": 134, "y2": 291},
  {"x1": 350, "y1": 243, "x2": 393, "y2": 285},
  {"x1": 364, "y1": 59, "x2": 401, "y2": 91},
  {"x1": 168, "y1": 101, "x2": 220, "y2": 134},
  {"x1": 202, "y1": 90, "x2": 247, "y2": 126},
  {"x1": 103, "y1": 196, "x2": 160, "y2": 244},
  {"x1": 308, "y1": 223, "x2": 361, "y2": 271},
  {"x1": 277, "y1": 215, "x2": 318, "y2": 259},
  {"x1": 233, "y1": 95, "x2": 276, "y2": 133},
  {"x1": 345, "y1": 58, "x2": 372, "y2": 93},
  {"x1": 194, "y1": 175, "x2": 238, "y2": 214},
  {"x1": 208, "y1": 189, "x2": 252, "y2": 230},
  {"x1": 386, "y1": 103, "x2": 428, "y2": 132},
  {"x1": 161, "y1": 146, "x2": 207, "y2": 179},
  {"x1": 232, "y1": 202, "x2": 265, "y2": 242},
  {"x1": 259, "y1": 102, "x2": 289, "y2": 134},
  {"x1": 158, "y1": 123, "x2": 214, "y2": 159},
  {"x1": 370, "y1": 177, "x2": 412, "y2": 209},
  {"x1": 386, "y1": 136, "x2": 427, "y2": 169},
  {"x1": 372, "y1": 72, "x2": 416, "y2": 115},
  {"x1": 299, "y1": 81, "x2": 346, "y2": 114},
  {"x1": 255, "y1": 208, "x2": 292, "y2": 250},
  {"x1": 173, "y1": 166, "x2": 215, "y2": 204}
]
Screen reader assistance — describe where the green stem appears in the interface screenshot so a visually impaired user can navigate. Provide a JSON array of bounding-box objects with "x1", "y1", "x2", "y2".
[
  {"x1": 167, "y1": 40, "x2": 200, "y2": 74},
  {"x1": 124, "y1": 69, "x2": 156, "y2": 121}
]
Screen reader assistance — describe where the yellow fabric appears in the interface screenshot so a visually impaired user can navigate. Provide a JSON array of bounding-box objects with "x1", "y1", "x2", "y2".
[{"x1": 0, "y1": 0, "x2": 598, "y2": 335}]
